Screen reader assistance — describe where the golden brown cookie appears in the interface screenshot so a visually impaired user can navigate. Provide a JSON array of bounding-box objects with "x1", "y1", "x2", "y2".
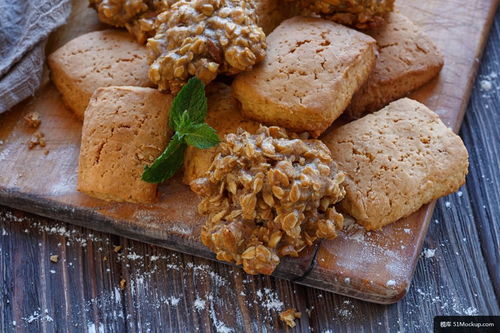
[
  {"x1": 347, "y1": 13, "x2": 444, "y2": 118},
  {"x1": 183, "y1": 82, "x2": 260, "y2": 186},
  {"x1": 232, "y1": 16, "x2": 376, "y2": 137},
  {"x1": 78, "y1": 86, "x2": 172, "y2": 203},
  {"x1": 323, "y1": 98, "x2": 468, "y2": 230},
  {"x1": 48, "y1": 30, "x2": 153, "y2": 119}
]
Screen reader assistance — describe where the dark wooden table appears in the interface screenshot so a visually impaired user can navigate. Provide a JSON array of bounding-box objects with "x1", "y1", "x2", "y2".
[{"x1": 1, "y1": 10, "x2": 499, "y2": 333}]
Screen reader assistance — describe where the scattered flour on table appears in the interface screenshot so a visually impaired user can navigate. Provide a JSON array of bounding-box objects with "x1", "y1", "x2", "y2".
[
  {"x1": 22, "y1": 309, "x2": 53, "y2": 324},
  {"x1": 127, "y1": 252, "x2": 142, "y2": 260},
  {"x1": 208, "y1": 295, "x2": 234, "y2": 333},
  {"x1": 480, "y1": 80, "x2": 493, "y2": 91},
  {"x1": 386, "y1": 280, "x2": 396, "y2": 287},
  {"x1": 194, "y1": 297, "x2": 206, "y2": 311},
  {"x1": 167, "y1": 296, "x2": 181, "y2": 306},
  {"x1": 463, "y1": 307, "x2": 479, "y2": 316},
  {"x1": 1, "y1": 206, "x2": 484, "y2": 331},
  {"x1": 255, "y1": 288, "x2": 284, "y2": 312},
  {"x1": 335, "y1": 300, "x2": 354, "y2": 320},
  {"x1": 87, "y1": 322, "x2": 105, "y2": 333},
  {"x1": 479, "y1": 70, "x2": 499, "y2": 97},
  {"x1": 423, "y1": 248, "x2": 437, "y2": 258}
]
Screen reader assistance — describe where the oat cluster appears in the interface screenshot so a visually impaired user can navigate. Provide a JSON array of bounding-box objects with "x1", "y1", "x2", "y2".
[
  {"x1": 148, "y1": 0, "x2": 266, "y2": 93},
  {"x1": 89, "y1": 0, "x2": 176, "y2": 43},
  {"x1": 294, "y1": 0, "x2": 395, "y2": 28},
  {"x1": 192, "y1": 126, "x2": 346, "y2": 275},
  {"x1": 279, "y1": 308, "x2": 301, "y2": 328}
]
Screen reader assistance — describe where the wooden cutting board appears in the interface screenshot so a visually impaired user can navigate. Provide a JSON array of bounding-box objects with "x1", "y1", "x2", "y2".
[{"x1": 0, "y1": 0, "x2": 497, "y2": 304}]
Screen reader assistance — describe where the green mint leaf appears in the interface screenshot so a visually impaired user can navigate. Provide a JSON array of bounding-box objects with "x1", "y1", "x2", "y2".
[
  {"x1": 184, "y1": 123, "x2": 220, "y2": 149},
  {"x1": 141, "y1": 133, "x2": 187, "y2": 183},
  {"x1": 169, "y1": 77, "x2": 207, "y2": 131},
  {"x1": 176, "y1": 111, "x2": 192, "y2": 135},
  {"x1": 141, "y1": 76, "x2": 219, "y2": 184}
]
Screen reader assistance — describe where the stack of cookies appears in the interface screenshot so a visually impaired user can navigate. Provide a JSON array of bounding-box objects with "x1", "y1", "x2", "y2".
[{"x1": 47, "y1": 2, "x2": 468, "y2": 231}]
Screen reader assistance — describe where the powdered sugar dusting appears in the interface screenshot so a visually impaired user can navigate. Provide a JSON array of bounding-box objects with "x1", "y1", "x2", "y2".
[
  {"x1": 479, "y1": 70, "x2": 499, "y2": 97},
  {"x1": 256, "y1": 288, "x2": 284, "y2": 312},
  {"x1": 386, "y1": 280, "x2": 396, "y2": 287},
  {"x1": 208, "y1": 295, "x2": 233, "y2": 333},
  {"x1": 22, "y1": 309, "x2": 54, "y2": 324},
  {"x1": 194, "y1": 297, "x2": 206, "y2": 311},
  {"x1": 423, "y1": 248, "x2": 436, "y2": 258},
  {"x1": 0, "y1": 196, "x2": 486, "y2": 331}
]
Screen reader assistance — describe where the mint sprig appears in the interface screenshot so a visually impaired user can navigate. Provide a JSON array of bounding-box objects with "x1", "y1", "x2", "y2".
[{"x1": 142, "y1": 77, "x2": 219, "y2": 183}]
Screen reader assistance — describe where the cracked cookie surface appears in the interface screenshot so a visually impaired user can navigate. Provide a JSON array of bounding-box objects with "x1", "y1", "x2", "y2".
[
  {"x1": 347, "y1": 13, "x2": 444, "y2": 118},
  {"x1": 233, "y1": 16, "x2": 376, "y2": 137},
  {"x1": 48, "y1": 30, "x2": 153, "y2": 119},
  {"x1": 78, "y1": 86, "x2": 173, "y2": 203},
  {"x1": 323, "y1": 98, "x2": 469, "y2": 230}
]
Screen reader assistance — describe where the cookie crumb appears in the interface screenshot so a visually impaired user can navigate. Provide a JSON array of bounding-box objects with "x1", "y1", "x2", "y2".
[
  {"x1": 50, "y1": 255, "x2": 59, "y2": 263},
  {"x1": 24, "y1": 112, "x2": 41, "y2": 128},
  {"x1": 279, "y1": 308, "x2": 301, "y2": 328},
  {"x1": 119, "y1": 279, "x2": 126, "y2": 290},
  {"x1": 28, "y1": 131, "x2": 46, "y2": 149}
]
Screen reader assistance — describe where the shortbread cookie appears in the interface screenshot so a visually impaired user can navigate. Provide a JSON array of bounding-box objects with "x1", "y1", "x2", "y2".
[
  {"x1": 323, "y1": 98, "x2": 468, "y2": 230},
  {"x1": 78, "y1": 86, "x2": 172, "y2": 203},
  {"x1": 232, "y1": 16, "x2": 376, "y2": 137},
  {"x1": 347, "y1": 13, "x2": 444, "y2": 118},
  {"x1": 48, "y1": 30, "x2": 153, "y2": 119},
  {"x1": 183, "y1": 82, "x2": 260, "y2": 186}
]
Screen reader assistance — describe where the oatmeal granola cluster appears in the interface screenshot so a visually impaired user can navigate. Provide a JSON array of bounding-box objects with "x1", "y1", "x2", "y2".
[
  {"x1": 279, "y1": 308, "x2": 301, "y2": 328},
  {"x1": 295, "y1": 0, "x2": 395, "y2": 28},
  {"x1": 148, "y1": 0, "x2": 266, "y2": 92},
  {"x1": 192, "y1": 126, "x2": 346, "y2": 275},
  {"x1": 89, "y1": 0, "x2": 178, "y2": 43}
]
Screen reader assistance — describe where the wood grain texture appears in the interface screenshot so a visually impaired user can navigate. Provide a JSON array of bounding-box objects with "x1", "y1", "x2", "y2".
[{"x1": 0, "y1": 0, "x2": 498, "y2": 307}]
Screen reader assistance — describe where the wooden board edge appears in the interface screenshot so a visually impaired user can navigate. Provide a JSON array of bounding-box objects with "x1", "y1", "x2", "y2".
[{"x1": 0, "y1": 187, "x2": 315, "y2": 280}]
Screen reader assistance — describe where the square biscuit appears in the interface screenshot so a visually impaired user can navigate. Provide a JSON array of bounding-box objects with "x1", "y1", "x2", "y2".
[
  {"x1": 323, "y1": 98, "x2": 468, "y2": 230},
  {"x1": 48, "y1": 30, "x2": 153, "y2": 120},
  {"x1": 347, "y1": 13, "x2": 444, "y2": 118},
  {"x1": 183, "y1": 82, "x2": 260, "y2": 186},
  {"x1": 232, "y1": 16, "x2": 376, "y2": 138},
  {"x1": 78, "y1": 86, "x2": 172, "y2": 203}
]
